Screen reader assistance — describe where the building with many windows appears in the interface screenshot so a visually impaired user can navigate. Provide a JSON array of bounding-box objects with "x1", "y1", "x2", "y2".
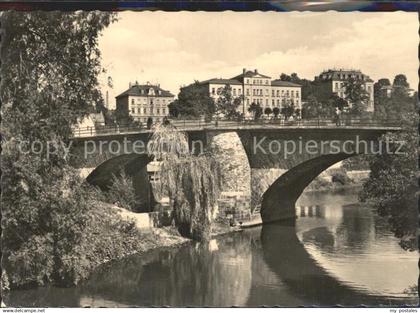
[
  {"x1": 196, "y1": 68, "x2": 302, "y2": 116},
  {"x1": 314, "y1": 69, "x2": 374, "y2": 112},
  {"x1": 116, "y1": 82, "x2": 175, "y2": 123}
]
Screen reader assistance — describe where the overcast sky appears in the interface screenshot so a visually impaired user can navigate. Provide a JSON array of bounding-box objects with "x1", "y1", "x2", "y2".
[{"x1": 99, "y1": 11, "x2": 418, "y2": 108}]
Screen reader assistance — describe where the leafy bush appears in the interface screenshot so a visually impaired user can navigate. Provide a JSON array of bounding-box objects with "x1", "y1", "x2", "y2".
[
  {"x1": 104, "y1": 171, "x2": 139, "y2": 211},
  {"x1": 331, "y1": 171, "x2": 352, "y2": 185}
]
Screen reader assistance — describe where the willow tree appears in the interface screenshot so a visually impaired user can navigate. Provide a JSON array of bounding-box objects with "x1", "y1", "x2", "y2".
[
  {"x1": 1, "y1": 12, "x2": 116, "y2": 288},
  {"x1": 148, "y1": 123, "x2": 220, "y2": 241}
]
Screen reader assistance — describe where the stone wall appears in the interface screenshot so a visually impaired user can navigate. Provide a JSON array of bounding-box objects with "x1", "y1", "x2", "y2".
[{"x1": 208, "y1": 132, "x2": 252, "y2": 218}]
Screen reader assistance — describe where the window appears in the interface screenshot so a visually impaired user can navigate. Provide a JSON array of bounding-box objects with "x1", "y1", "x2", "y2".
[
  {"x1": 212, "y1": 88, "x2": 215, "y2": 95},
  {"x1": 157, "y1": 108, "x2": 160, "y2": 114},
  {"x1": 266, "y1": 89, "x2": 269, "y2": 96},
  {"x1": 246, "y1": 89, "x2": 250, "y2": 96},
  {"x1": 247, "y1": 99, "x2": 250, "y2": 105},
  {"x1": 233, "y1": 88, "x2": 236, "y2": 96},
  {"x1": 277, "y1": 99, "x2": 280, "y2": 105},
  {"x1": 335, "y1": 82, "x2": 339, "y2": 89},
  {"x1": 291, "y1": 91, "x2": 294, "y2": 97},
  {"x1": 131, "y1": 108, "x2": 135, "y2": 113},
  {"x1": 246, "y1": 79, "x2": 249, "y2": 84},
  {"x1": 286, "y1": 90, "x2": 289, "y2": 97},
  {"x1": 272, "y1": 90, "x2": 275, "y2": 97},
  {"x1": 138, "y1": 108, "x2": 141, "y2": 114},
  {"x1": 144, "y1": 108, "x2": 147, "y2": 114},
  {"x1": 277, "y1": 90, "x2": 279, "y2": 97},
  {"x1": 131, "y1": 99, "x2": 135, "y2": 105},
  {"x1": 163, "y1": 108, "x2": 166, "y2": 114},
  {"x1": 296, "y1": 91, "x2": 299, "y2": 98},
  {"x1": 253, "y1": 89, "x2": 256, "y2": 96},
  {"x1": 266, "y1": 80, "x2": 269, "y2": 85}
]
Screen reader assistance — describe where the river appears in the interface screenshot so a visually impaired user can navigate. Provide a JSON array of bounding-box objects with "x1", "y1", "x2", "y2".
[{"x1": 6, "y1": 190, "x2": 418, "y2": 307}]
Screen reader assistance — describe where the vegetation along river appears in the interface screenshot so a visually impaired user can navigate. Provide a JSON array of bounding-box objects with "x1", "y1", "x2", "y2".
[{"x1": 6, "y1": 190, "x2": 418, "y2": 307}]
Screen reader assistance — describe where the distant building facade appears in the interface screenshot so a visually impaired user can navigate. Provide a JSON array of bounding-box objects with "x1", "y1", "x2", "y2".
[
  {"x1": 116, "y1": 82, "x2": 175, "y2": 123},
  {"x1": 196, "y1": 68, "x2": 302, "y2": 116},
  {"x1": 314, "y1": 69, "x2": 374, "y2": 112}
]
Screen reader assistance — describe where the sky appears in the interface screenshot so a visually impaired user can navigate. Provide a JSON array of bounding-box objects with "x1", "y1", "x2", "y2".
[{"x1": 98, "y1": 11, "x2": 418, "y2": 109}]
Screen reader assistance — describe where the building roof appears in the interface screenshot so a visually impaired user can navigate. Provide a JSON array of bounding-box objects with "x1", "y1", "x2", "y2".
[
  {"x1": 231, "y1": 69, "x2": 271, "y2": 80},
  {"x1": 198, "y1": 78, "x2": 242, "y2": 85},
  {"x1": 316, "y1": 69, "x2": 374, "y2": 82},
  {"x1": 271, "y1": 80, "x2": 302, "y2": 87},
  {"x1": 116, "y1": 84, "x2": 174, "y2": 98}
]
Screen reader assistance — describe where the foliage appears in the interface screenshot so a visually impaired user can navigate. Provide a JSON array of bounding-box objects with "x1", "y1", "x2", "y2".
[
  {"x1": 104, "y1": 171, "x2": 139, "y2": 211},
  {"x1": 160, "y1": 155, "x2": 220, "y2": 241},
  {"x1": 280, "y1": 100, "x2": 295, "y2": 120},
  {"x1": 343, "y1": 77, "x2": 369, "y2": 116},
  {"x1": 272, "y1": 107, "x2": 280, "y2": 118},
  {"x1": 149, "y1": 123, "x2": 220, "y2": 241},
  {"x1": 248, "y1": 102, "x2": 263, "y2": 120},
  {"x1": 374, "y1": 75, "x2": 415, "y2": 120},
  {"x1": 215, "y1": 84, "x2": 242, "y2": 119},
  {"x1": 0, "y1": 11, "x2": 140, "y2": 289},
  {"x1": 264, "y1": 107, "x2": 272, "y2": 116},
  {"x1": 279, "y1": 72, "x2": 314, "y2": 101},
  {"x1": 147, "y1": 122, "x2": 189, "y2": 160},
  {"x1": 330, "y1": 170, "x2": 352, "y2": 185},
  {"x1": 169, "y1": 81, "x2": 215, "y2": 118},
  {"x1": 360, "y1": 113, "x2": 418, "y2": 251},
  {"x1": 342, "y1": 155, "x2": 370, "y2": 171},
  {"x1": 115, "y1": 104, "x2": 135, "y2": 126}
]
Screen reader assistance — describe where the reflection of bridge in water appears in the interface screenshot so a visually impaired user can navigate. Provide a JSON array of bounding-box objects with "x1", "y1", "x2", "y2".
[{"x1": 5, "y1": 220, "x2": 414, "y2": 307}]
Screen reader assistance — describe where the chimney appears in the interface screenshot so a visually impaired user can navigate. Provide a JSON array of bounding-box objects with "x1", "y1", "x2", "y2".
[
  {"x1": 129, "y1": 82, "x2": 132, "y2": 88},
  {"x1": 243, "y1": 68, "x2": 246, "y2": 74},
  {"x1": 254, "y1": 69, "x2": 258, "y2": 74}
]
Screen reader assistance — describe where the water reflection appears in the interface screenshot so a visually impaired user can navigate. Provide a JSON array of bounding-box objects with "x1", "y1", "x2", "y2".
[{"x1": 5, "y1": 191, "x2": 418, "y2": 307}]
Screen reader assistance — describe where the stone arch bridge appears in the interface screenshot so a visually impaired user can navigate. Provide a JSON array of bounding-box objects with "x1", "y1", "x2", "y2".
[{"x1": 69, "y1": 124, "x2": 401, "y2": 223}]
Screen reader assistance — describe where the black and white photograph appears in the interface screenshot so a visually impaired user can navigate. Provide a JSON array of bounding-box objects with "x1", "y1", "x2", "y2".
[{"x1": 1, "y1": 8, "x2": 418, "y2": 308}]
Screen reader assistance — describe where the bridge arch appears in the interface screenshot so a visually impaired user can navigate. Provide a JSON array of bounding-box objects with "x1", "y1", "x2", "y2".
[
  {"x1": 86, "y1": 153, "x2": 156, "y2": 212},
  {"x1": 261, "y1": 153, "x2": 354, "y2": 223}
]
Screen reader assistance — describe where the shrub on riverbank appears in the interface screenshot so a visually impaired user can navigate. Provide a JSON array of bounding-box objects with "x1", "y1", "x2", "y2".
[
  {"x1": 0, "y1": 12, "x2": 128, "y2": 290},
  {"x1": 103, "y1": 171, "x2": 139, "y2": 211}
]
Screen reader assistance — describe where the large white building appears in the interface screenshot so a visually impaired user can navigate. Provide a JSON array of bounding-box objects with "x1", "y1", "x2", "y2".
[
  {"x1": 116, "y1": 82, "x2": 175, "y2": 123},
  {"x1": 197, "y1": 68, "x2": 302, "y2": 116},
  {"x1": 314, "y1": 69, "x2": 374, "y2": 112}
]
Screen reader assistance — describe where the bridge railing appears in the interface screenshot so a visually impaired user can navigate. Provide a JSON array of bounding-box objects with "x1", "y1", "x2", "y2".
[{"x1": 71, "y1": 117, "x2": 403, "y2": 138}]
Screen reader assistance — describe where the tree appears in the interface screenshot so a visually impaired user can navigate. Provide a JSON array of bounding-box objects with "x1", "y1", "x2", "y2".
[
  {"x1": 343, "y1": 77, "x2": 369, "y2": 116},
  {"x1": 360, "y1": 113, "x2": 417, "y2": 251},
  {"x1": 215, "y1": 84, "x2": 242, "y2": 119},
  {"x1": 393, "y1": 74, "x2": 409, "y2": 89},
  {"x1": 169, "y1": 81, "x2": 215, "y2": 118},
  {"x1": 248, "y1": 102, "x2": 263, "y2": 120},
  {"x1": 374, "y1": 75, "x2": 414, "y2": 120},
  {"x1": 281, "y1": 100, "x2": 295, "y2": 120},
  {"x1": 1, "y1": 12, "x2": 118, "y2": 288},
  {"x1": 301, "y1": 95, "x2": 319, "y2": 119},
  {"x1": 147, "y1": 117, "x2": 154, "y2": 129},
  {"x1": 115, "y1": 103, "x2": 134, "y2": 125},
  {"x1": 330, "y1": 94, "x2": 348, "y2": 111},
  {"x1": 264, "y1": 107, "x2": 272, "y2": 117},
  {"x1": 272, "y1": 107, "x2": 280, "y2": 118}
]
